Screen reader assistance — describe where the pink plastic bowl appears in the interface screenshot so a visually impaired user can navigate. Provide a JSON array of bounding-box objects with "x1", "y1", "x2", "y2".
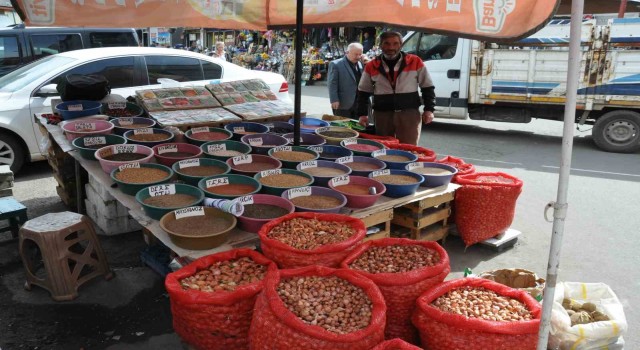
[
  {"x1": 152, "y1": 143, "x2": 203, "y2": 167},
  {"x1": 94, "y1": 144, "x2": 155, "y2": 174},
  {"x1": 236, "y1": 194, "x2": 295, "y2": 233},
  {"x1": 328, "y1": 175, "x2": 386, "y2": 209},
  {"x1": 62, "y1": 120, "x2": 114, "y2": 141}
]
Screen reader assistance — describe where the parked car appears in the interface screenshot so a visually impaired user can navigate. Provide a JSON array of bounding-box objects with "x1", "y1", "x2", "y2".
[
  {"x1": 0, "y1": 47, "x2": 292, "y2": 172},
  {"x1": 0, "y1": 25, "x2": 140, "y2": 77}
]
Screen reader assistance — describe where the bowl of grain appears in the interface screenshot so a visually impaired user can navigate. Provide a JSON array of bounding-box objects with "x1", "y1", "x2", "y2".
[
  {"x1": 160, "y1": 206, "x2": 236, "y2": 250},
  {"x1": 235, "y1": 194, "x2": 295, "y2": 233},
  {"x1": 282, "y1": 132, "x2": 327, "y2": 147},
  {"x1": 123, "y1": 128, "x2": 174, "y2": 147},
  {"x1": 340, "y1": 138, "x2": 386, "y2": 157},
  {"x1": 152, "y1": 142, "x2": 204, "y2": 167},
  {"x1": 136, "y1": 183, "x2": 205, "y2": 220},
  {"x1": 200, "y1": 140, "x2": 252, "y2": 162},
  {"x1": 61, "y1": 119, "x2": 115, "y2": 141},
  {"x1": 405, "y1": 162, "x2": 458, "y2": 188},
  {"x1": 198, "y1": 174, "x2": 262, "y2": 200},
  {"x1": 72, "y1": 134, "x2": 127, "y2": 161},
  {"x1": 371, "y1": 149, "x2": 419, "y2": 170},
  {"x1": 95, "y1": 144, "x2": 155, "y2": 174},
  {"x1": 328, "y1": 175, "x2": 386, "y2": 209},
  {"x1": 307, "y1": 144, "x2": 352, "y2": 161},
  {"x1": 184, "y1": 127, "x2": 232, "y2": 146},
  {"x1": 315, "y1": 126, "x2": 359, "y2": 145},
  {"x1": 171, "y1": 158, "x2": 231, "y2": 186},
  {"x1": 253, "y1": 168, "x2": 314, "y2": 196},
  {"x1": 224, "y1": 122, "x2": 269, "y2": 141},
  {"x1": 295, "y1": 159, "x2": 351, "y2": 187},
  {"x1": 338, "y1": 155, "x2": 387, "y2": 177},
  {"x1": 110, "y1": 162, "x2": 174, "y2": 196},
  {"x1": 226, "y1": 154, "x2": 282, "y2": 177},
  {"x1": 267, "y1": 146, "x2": 319, "y2": 169},
  {"x1": 240, "y1": 133, "x2": 289, "y2": 155},
  {"x1": 280, "y1": 186, "x2": 347, "y2": 213},
  {"x1": 368, "y1": 169, "x2": 424, "y2": 198},
  {"x1": 110, "y1": 116, "x2": 154, "y2": 135}
]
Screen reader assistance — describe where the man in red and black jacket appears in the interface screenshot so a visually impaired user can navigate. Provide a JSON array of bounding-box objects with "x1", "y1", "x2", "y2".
[{"x1": 356, "y1": 31, "x2": 436, "y2": 145}]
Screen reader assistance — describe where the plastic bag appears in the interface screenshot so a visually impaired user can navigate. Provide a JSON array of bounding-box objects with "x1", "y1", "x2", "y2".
[
  {"x1": 164, "y1": 249, "x2": 277, "y2": 350},
  {"x1": 249, "y1": 265, "x2": 386, "y2": 350},
  {"x1": 454, "y1": 172, "x2": 523, "y2": 246},
  {"x1": 370, "y1": 338, "x2": 423, "y2": 350},
  {"x1": 382, "y1": 143, "x2": 437, "y2": 162},
  {"x1": 258, "y1": 212, "x2": 366, "y2": 268},
  {"x1": 340, "y1": 238, "x2": 450, "y2": 344},
  {"x1": 548, "y1": 282, "x2": 627, "y2": 350},
  {"x1": 359, "y1": 132, "x2": 399, "y2": 144},
  {"x1": 412, "y1": 277, "x2": 541, "y2": 350},
  {"x1": 436, "y1": 156, "x2": 476, "y2": 183}
]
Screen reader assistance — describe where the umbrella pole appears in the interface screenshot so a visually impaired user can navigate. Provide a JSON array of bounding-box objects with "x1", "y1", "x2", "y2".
[
  {"x1": 536, "y1": 0, "x2": 584, "y2": 349},
  {"x1": 293, "y1": 0, "x2": 304, "y2": 146}
]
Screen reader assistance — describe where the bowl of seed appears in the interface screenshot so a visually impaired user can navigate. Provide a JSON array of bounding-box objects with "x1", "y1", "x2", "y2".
[
  {"x1": 240, "y1": 133, "x2": 288, "y2": 155},
  {"x1": 296, "y1": 159, "x2": 352, "y2": 187},
  {"x1": 281, "y1": 186, "x2": 347, "y2": 213},
  {"x1": 328, "y1": 175, "x2": 386, "y2": 209},
  {"x1": 340, "y1": 138, "x2": 386, "y2": 157},
  {"x1": 61, "y1": 119, "x2": 115, "y2": 141},
  {"x1": 153, "y1": 142, "x2": 204, "y2": 167},
  {"x1": 235, "y1": 194, "x2": 295, "y2": 233},
  {"x1": 368, "y1": 169, "x2": 424, "y2": 198},
  {"x1": 265, "y1": 121, "x2": 294, "y2": 135},
  {"x1": 226, "y1": 154, "x2": 282, "y2": 177},
  {"x1": 338, "y1": 155, "x2": 387, "y2": 177},
  {"x1": 160, "y1": 206, "x2": 236, "y2": 250},
  {"x1": 123, "y1": 128, "x2": 174, "y2": 147},
  {"x1": 198, "y1": 174, "x2": 262, "y2": 200},
  {"x1": 315, "y1": 126, "x2": 359, "y2": 145},
  {"x1": 95, "y1": 144, "x2": 155, "y2": 174},
  {"x1": 171, "y1": 158, "x2": 231, "y2": 186},
  {"x1": 201, "y1": 140, "x2": 252, "y2": 162},
  {"x1": 111, "y1": 162, "x2": 174, "y2": 196},
  {"x1": 307, "y1": 144, "x2": 353, "y2": 161},
  {"x1": 371, "y1": 149, "x2": 419, "y2": 170},
  {"x1": 72, "y1": 134, "x2": 127, "y2": 161},
  {"x1": 224, "y1": 122, "x2": 269, "y2": 141},
  {"x1": 184, "y1": 127, "x2": 232, "y2": 146},
  {"x1": 267, "y1": 146, "x2": 319, "y2": 169},
  {"x1": 111, "y1": 117, "x2": 156, "y2": 135},
  {"x1": 282, "y1": 132, "x2": 327, "y2": 147},
  {"x1": 102, "y1": 102, "x2": 144, "y2": 120},
  {"x1": 405, "y1": 162, "x2": 458, "y2": 188},
  {"x1": 253, "y1": 168, "x2": 314, "y2": 196},
  {"x1": 136, "y1": 183, "x2": 205, "y2": 220}
]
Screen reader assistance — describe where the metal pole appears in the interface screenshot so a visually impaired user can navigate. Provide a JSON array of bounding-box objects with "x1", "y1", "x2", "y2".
[
  {"x1": 618, "y1": 0, "x2": 628, "y2": 18},
  {"x1": 293, "y1": 0, "x2": 303, "y2": 146},
  {"x1": 536, "y1": 0, "x2": 584, "y2": 349}
]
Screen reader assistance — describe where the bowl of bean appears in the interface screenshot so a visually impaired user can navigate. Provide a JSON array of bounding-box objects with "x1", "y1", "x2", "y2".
[
  {"x1": 153, "y1": 143, "x2": 204, "y2": 167},
  {"x1": 123, "y1": 128, "x2": 174, "y2": 147},
  {"x1": 315, "y1": 126, "x2": 359, "y2": 145},
  {"x1": 198, "y1": 174, "x2": 262, "y2": 200},
  {"x1": 253, "y1": 168, "x2": 314, "y2": 196},
  {"x1": 371, "y1": 149, "x2": 419, "y2": 170},
  {"x1": 184, "y1": 127, "x2": 232, "y2": 146},
  {"x1": 95, "y1": 144, "x2": 155, "y2": 174},
  {"x1": 281, "y1": 186, "x2": 347, "y2": 213},
  {"x1": 368, "y1": 169, "x2": 424, "y2": 198},
  {"x1": 340, "y1": 138, "x2": 386, "y2": 157},
  {"x1": 226, "y1": 154, "x2": 282, "y2": 177},
  {"x1": 102, "y1": 102, "x2": 144, "y2": 119},
  {"x1": 265, "y1": 121, "x2": 294, "y2": 135},
  {"x1": 224, "y1": 122, "x2": 270, "y2": 141},
  {"x1": 160, "y1": 206, "x2": 236, "y2": 250},
  {"x1": 287, "y1": 117, "x2": 330, "y2": 133},
  {"x1": 61, "y1": 119, "x2": 115, "y2": 141},
  {"x1": 282, "y1": 132, "x2": 327, "y2": 147},
  {"x1": 405, "y1": 162, "x2": 458, "y2": 188},
  {"x1": 240, "y1": 133, "x2": 288, "y2": 155},
  {"x1": 72, "y1": 134, "x2": 127, "y2": 160},
  {"x1": 56, "y1": 100, "x2": 102, "y2": 120},
  {"x1": 307, "y1": 144, "x2": 352, "y2": 161},
  {"x1": 110, "y1": 162, "x2": 174, "y2": 196},
  {"x1": 267, "y1": 146, "x2": 319, "y2": 169},
  {"x1": 201, "y1": 140, "x2": 252, "y2": 162},
  {"x1": 338, "y1": 155, "x2": 387, "y2": 177},
  {"x1": 171, "y1": 158, "x2": 231, "y2": 186},
  {"x1": 295, "y1": 159, "x2": 352, "y2": 187},
  {"x1": 136, "y1": 183, "x2": 205, "y2": 220},
  {"x1": 111, "y1": 117, "x2": 156, "y2": 135},
  {"x1": 328, "y1": 175, "x2": 386, "y2": 209},
  {"x1": 235, "y1": 194, "x2": 295, "y2": 233}
]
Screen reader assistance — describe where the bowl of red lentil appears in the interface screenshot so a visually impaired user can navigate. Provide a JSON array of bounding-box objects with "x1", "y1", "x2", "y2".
[
  {"x1": 225, "y1": 154, "x2": 282, "y2": 177},
  {"x1": 110, "y1": 162, "x2": 174, "y2": 195},
  {"x1": 184, "y1": 127, "x2": 232, "y2": 146},
  {"x1": 267, "y1": 146, "x2": 319, "y2": 169},
  {"x1": 315, "y1": 126, "x2": 360, "y2": 145},
  {"x1": 171, "y1": 158, "x2": 231, "y2": 186},
  {"x1": 72, "y1": 134, "x2": 127, "y2": 160},
  {"x1": 224, "y1": 122, "x2": 270, "y2": 141},
  {"x1": 340, "y1": 138, "x2": 386, "y2": 157},
  {"x1": 328, "y1": 175, "x2": 386, "y2": 208},
  {"x1": 282, "y1": 132, "x2": 327, "y2": 147},
  {"x1": 102, "y1": 102, "x2": 144, "y2": 120},
  {"x1": 160, "y1": 206, "x2": 237, "y2": 250},
  {"x1": 240, "y1": 133, "x2": 288, "y2": 155},
  {"x1": 281, "y1": 186, "x2": 347, "y2": 213},
  {"x1": 371, "y1": 149, "x2": 419, "y2": 170},
  {"x1": 136, "y1": 183, "x2": 205, "y2": 220},
  {"x1": 198, "y1": 174, "x2": 262, "y2": 200},
  {"x1": 368, "y1": 169, "x2": 424, "y2": 198},
  {"x1": 253, "y1": 168, "x2": 314, "y2": 196},
  {"x1": 152, "y1": 142, "x2": 204, "y2": 167},
  {"x1": 111, "y1": 117, "x2": 156, "y2": 135},
  {"x1": 339, "y1": 155, "x2": 387, "y2": 177},
  {"x1": 124, "y1": 128, "x2": 175, "y2": 147},
  {"x1": 95, "y1": 144, "x2": 155, "y2": 174},
  {"x1": 235, "y1": 194, "x2": 295, "y2": 233},
  {"x1": 201, "y1": 140, "x2": 252, "y2": 162},
  {"x1": 61, "y1": 119, "x2": 115, "y2": 141},
  {"x1": 295, "y1": 159, "x2": 352, "y2": 187}
]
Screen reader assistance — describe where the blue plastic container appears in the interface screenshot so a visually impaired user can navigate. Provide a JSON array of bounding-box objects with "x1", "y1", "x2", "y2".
[
  {"x1": 405, "y1": 162, "x2": 458, "y2": 188},
  {"x1": 372, "y1": 149, "x2": 419, "y2": 170},
  {"x1": 224, "y1": 122, "x2": 270, "y2": 141},
  {"x1": 55, "y1": 100, "x2": 102, "y2": 120},
  {"x1": 368, "y1": 169, "x2": 424, "y2": 198},
  {"x1": 307, "y1": 145, "x2": 353, "y2": 161},
  {"x1": 296, "y1": 159, "x2": 351, "y2": 187},
  {"x1": 288, "y1": 117, "x2": 330, "y2": 133}
]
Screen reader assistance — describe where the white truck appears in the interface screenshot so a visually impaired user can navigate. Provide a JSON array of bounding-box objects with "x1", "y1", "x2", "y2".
[{"x1": 402, "y1": 17, "x2": 640, "y2": 153}]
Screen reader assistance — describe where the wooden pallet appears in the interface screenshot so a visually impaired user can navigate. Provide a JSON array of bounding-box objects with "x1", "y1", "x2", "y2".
[
  {"x1": 356, "y1": 208, "x2": 393, "y2": 242},
  {"x1": 391, "y1": 190, "x2": 455, "y2": 242}
]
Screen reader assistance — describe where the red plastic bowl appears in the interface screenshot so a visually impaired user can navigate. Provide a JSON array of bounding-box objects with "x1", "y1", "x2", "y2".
[
  {"x1": 328, "y1": 175, "x2": 386, "y2": 209},
  {"x1": 236, "y1": 194, "x2": 295, "y2": 233},
  {"x1": 225, "y1": 154, "x2": 282, "y2": 177},
  {"x1": 94, "y1": 144, "x2": 155, "y2": 174},
  {"x1": 62, "y1": 119, "x2": 114, "y2": 141},
  {"x1": 152, "y1": 142, "x2": 203, "y2": 167}
]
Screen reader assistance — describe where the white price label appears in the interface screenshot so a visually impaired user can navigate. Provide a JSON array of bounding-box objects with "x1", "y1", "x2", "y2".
[
  {"x1": 315, "y1": 126, "x2": 330, "y2": 133},
  {"x1": 68, "y1": 104, "x2": 83, "y2": 111},
  {"x1": 134, "y1": 128, "x2": 153, "y2": 135},
  {"x1": 248, "y1": 137, "x2": 263, "y2": 146},
  {"x1": 206, "y1": 177, "x2": 230, "y2": 187},
  {"x1": 299, "y1": 161, "x2": 317, "y2": 169},
  {"x1": 343, "y1": 138, "x2": 357, "y2": 146},
  {"x1": 207, "y1": 144, "x2": 226, "y2": 153},
  {"x1": 232, "y1": 154, "x2": 252, "y2": 165},
  {"x1": 118, "y1": 162, "x2": 140, "y2": 171},
  {"x1": 237, "y1": 195, "x2": 254, "y2": 205},
  {"x1": 372, "y1": 149, "x2": 387, "y2": 157},
  {"x1": 174, "y1": 206, "x2": 205, "y2": 220},
  {"x1": 148, "y1": 184, "x2": 176, "y2": 197},
  {"x1": 108, "y1": 102, "x2": 127, "y2": 109},
  {"x1": 264, "y1": 123, "x2": 274, "y2": 129},
  {"x1": 114, "y1": 145, "x2": 136, "y2": 154},
  {"x1": 74, "y1": 122, "x2": 95, "y2": 131},
  {"x1": 407, "y1": 162, "x2": 422, "y2": 171},
  {"x1": 332, "y1": 175, "x2": 350, "y2": 186},
  {"x1": 371, "y1": 169, "x2": 391, "y2": 177},
  {"x1": 285, "y1": 137, "x2": 294, "y2": 144},
  {"x1": 118, "y1": 117, "x2": 134, "y2": 126},
  {"x1": 308, "y1": 146, "x2": 323, "y2": 153},
  {"x1": 233, "y1": 126, "x2": 245, "y2": 133},
  {"x1": 190, "y1": 127, "x2": 209, "y2": 134},
  {"x1": 288, "y1": 186, "x2": 312, "y2": 199},
  {"x1": 179, "y1": 159, "x2": 200, "y2": 169},
  {"x1": 157, "y1": 144, "x2": 178, "y2": 154},
  {"x1": 273, "y1": 146, "x2": 291, "y2": 153},
  {"x1": 336, "y1": 156, "x2": 353, "y2": 164},
  {"x1": 84, "y1": 136, "x2": 106, "y2": 147},
  {"x1": 260, "y1": 169, "x2": 282, "y2": 177}
]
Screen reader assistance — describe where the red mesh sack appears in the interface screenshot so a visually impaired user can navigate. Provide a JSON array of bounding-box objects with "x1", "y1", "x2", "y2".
[
  {"x1": 341, "y1": 238, "x2": 450, "y2": 344},
  {"x1": 454, "y1": 172, "x2": 523, "y2": 246},
  {"x1": 359, "y1": 132, "x2": 400, "y2": 144},
  {"x1": 258, "y1": 212, "x2": 366, "y2": 268},
  {"x1": 249, "y1": 265, "x2": 386, "y2": 350},
  {"x1": 436, "y1": 156, "x2": 476, "y2": 183},
  {"x1": 165, "y1": 249, "x2": 277, "y2": 350},
  {"x1": 381, "y1": 143, "x2": 437, "y2": 162},
  {"x1": 412, "y1": 277, "x2": 541, "y2": 350},
  {"x1": 371, "y1": 338, "x2": 423, "y2": 350}
]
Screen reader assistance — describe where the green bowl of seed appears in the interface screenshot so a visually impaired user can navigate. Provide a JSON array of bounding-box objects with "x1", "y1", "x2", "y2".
[
  {"x1": 267, "y1": 146, "x2": 319, "y2": 169},
  {"x1": 200, "y1": 140, "x2": 252, "y2": 162},
  {"x1": 171, "y1": 158, "x2": 231, "y2": 186},
  {"x1": 136, "y1": 183, "x2": 205, "y2": 220},
  {"x1": 110, "y1": 163, "x2": 175, "y2": 196}
]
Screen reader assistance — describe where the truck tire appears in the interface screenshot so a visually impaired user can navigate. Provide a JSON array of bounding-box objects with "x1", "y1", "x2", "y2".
[
  {"x1": 0, "y1": 132, "x2": 26, "y2": 173},
  {"x1": 592, "y1": 110, "x2": 640, "y2": 153}
]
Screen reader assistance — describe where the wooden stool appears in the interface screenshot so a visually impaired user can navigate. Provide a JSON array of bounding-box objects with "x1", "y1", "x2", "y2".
[
  {"x1": 19, "y1": 211, "x2": 114, "y2": 301},
  {"x1": 0, "y1": 196, "x2": 28, "y2": 239}
]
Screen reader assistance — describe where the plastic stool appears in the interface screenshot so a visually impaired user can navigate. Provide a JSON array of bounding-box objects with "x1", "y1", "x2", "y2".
[
  {"x1": 0, "y1": 196, "x2": 28, "y2": 238},
  {"x1": 19, "y1": 211, "x2": 114, "y2": 301}
]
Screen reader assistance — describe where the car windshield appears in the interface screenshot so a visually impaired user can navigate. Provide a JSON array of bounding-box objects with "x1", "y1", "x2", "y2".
[{"x1": 0, "y1": 56, "x2": 77, "y2": 92}]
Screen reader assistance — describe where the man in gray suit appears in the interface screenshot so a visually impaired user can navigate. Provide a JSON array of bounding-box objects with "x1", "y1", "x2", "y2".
[{"x1": 327, "y1": 43, "x2": 364, "y2": 119}]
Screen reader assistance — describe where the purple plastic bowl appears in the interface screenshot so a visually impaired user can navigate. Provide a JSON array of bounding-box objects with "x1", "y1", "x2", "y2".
[
  {"x1": 341, "y1": 156, "x2": 387, "y2": 177},
  {"x1": 328, "y1": 175, "x2": 386, "y2": 209},
  {"x1": 236, "y1": 194, "x2": 295, "y2": 233},
  {"x1": 281, "y1": 186, "x2": 347, "y2": 214},
  {"x1": 283, "y1": 132, "x2": 327, "y2": 147},
  {"x1": 266, "y1": 121, "x2": 295, "y2": 135},
  {"x1": 226, "y1": 154, "x2": 282, "y2": 177},
  {"x1": 240, "y1": 133, "x2": 288, "y2": 155},
  {"x1": 295, "y1": 159, "x2": 352, "y2": 187}
]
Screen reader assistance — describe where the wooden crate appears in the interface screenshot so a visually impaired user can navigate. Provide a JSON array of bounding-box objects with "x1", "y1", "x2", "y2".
[
  {"x1": 356, "y1": 208, "x2": 393, "y2": 242},
  {"x1": 392, "y1": 190, "x2": 455, "y2": 242}
]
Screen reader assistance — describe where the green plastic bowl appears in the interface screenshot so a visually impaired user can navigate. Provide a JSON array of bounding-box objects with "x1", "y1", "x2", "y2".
[
  {"x1": 253, "y1": 168, "x2": 314, "y2": 196},
  {"x1": 171, "y1": 158, "x2": 231, "y2": 186},
  {"x1": 184, "y1": 127, "x2": 233, "y2": 146},
  {"x1": 198, "y1": 174, "x2": 262, "y2": 200},
  {"x1": 72, "y1": 134, "x2": 127, "y2": 160},
  {"x1": 201, "y1": 140, "x2": 252, "y2": 162},
  {"x1": 267, "y1": 146, "x2": 319, "y2": 169},
  {"x1": 135, "y1": 183, "x2": 205, "y2": 220},
  {"x1": 110, "y1": 163, "x2": 174, "y2": 196}
]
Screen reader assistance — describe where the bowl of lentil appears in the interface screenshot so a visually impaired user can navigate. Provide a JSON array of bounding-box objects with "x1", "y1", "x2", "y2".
[
  {"x1": 266, "y1": 121, "x2": 294, "y2": 135},
  {"x1": 340, "y1": 138, "x2": 386, "y2": 157},
  {"x1": 315, "y1": 126, "x2": 360, "y2": 145},
  {"x1": 160, "y1": 206, "x2": 236, "y2": 250},
  {"x1": 405, "y1": 162, "x2": 458, "y2": 188},
  {"x1": 281, "y1": 186, "x2": 347, "y2": 213},
  {"x1": 198, "y1": 174, "x2": 262, "y2": 200},
  {"x1": 123, "y1": 128, "x2": 174, "y2": 147},
  {"x1": 226, "y1": 154, "x2": 282, "y2": 177},
  {"x1": 111, "y1": 117, "x2": 156, "y2": 135},
  {"x1": 282, "y1": 132, "x2": 327, "y2": 147},
  {"x1": 171, "y1": 158, "x2": 231, "y2": 186},
  {"x1": 184, "y1": 127, "x2": 232, "y2": 146},
  {"x1": 371, "y1": 149, "x2": 419, "y2": 170},
  {"x1": 136, "y1": 183, "x2": 205, "y2": 220},
  {"x1": 368, "y1": 169, "x2": 424, "y2": 198},
  {"x1": 295, "y1": 159, "x2": 352, "y2": 187},
  {"x1": 61, "y1": 119, "x2": 115, "y2": 141},
  {"x1": 240, "y1": 133, "x2": 288, "y2": 155},
  {"x1": 95, "y1": 144, "x2": 155, "y2": 174},
  {"x1": 307, "y1": 144, "x2": 352, "y2": 161},
  {"x1": 267, "y1": 146, "x2": 319, "y2": 169},
  {"x1": 287, "y1": 117, "x2": 330, "y2": 133},
  {"x1": 201, "y1": 140, "x2": 252, "y2": 162},
  {"x1": 253, "y1": 168, "x2": 314, "y2": 196},
  {"x1": 72, "y1": 134, "x2": 127, "y2": 160},
  {"x1": 102, "y1": 102, "x2": 144, "y2": 119},
  {"x1": 56, "y1": 100, "x2": 102, "y2": 120},
  {"x1": 328, "y1": 175, "x2": 386, "y2": 209},
  {"x1": 224, "y1": 122, "x2": 270, "y2": 141},
  {"x1": 153, "y1": 142, "x2": 204, "y2": 167},
  {"x1": 339, "y1": 155, "x2": 387, "y2": 177},
  {"x1": 235, "y1": 194, "x2": 295, "y2": 233},
  {"x1": 110, "y1": 162, "x2": 174, "y2": 195}
]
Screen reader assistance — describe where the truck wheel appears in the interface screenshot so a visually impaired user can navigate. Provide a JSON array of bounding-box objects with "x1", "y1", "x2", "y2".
[
  {"x1": 0, "y1": 133, "x2": 26, "y2": 173},
  {"x1": 592, "y1": 110, "x2": 640, "y2": 153}
]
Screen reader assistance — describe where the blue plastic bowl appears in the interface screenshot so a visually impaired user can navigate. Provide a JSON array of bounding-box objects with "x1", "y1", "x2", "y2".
[
  {"x1": 283, "y1": 132, "x2": 327, "y2": 147},
  {"x1": 372, "y1": 149, "x2": 419, "y2": 170},
  {"x1": 307, "y1": 145, "x2": 353, "y2": 161},
  {"x1": 224, "y1": 122, "x2": 270, "y2": 141},
  {"x1": 56, "y1": 100, "x2": 102, "y2": 120},
  {"x1": 405, "y1": 162, "x2": 458, "y2": 188},
  {"x1": 288, "y1": 117, "x2": 330, "y2": 133},
  {"x1": 368, "y1": 169, "x2": 424, "y2": 198}
]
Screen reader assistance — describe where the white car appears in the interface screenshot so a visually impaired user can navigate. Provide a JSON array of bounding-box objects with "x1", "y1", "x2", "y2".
[{"x1": 0, "y1": 47, "x2": 291, "y2": 172}]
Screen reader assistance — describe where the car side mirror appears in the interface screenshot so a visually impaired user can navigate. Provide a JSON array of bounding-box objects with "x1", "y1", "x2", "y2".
[{"x1": 34, "y1": 84, "x2": 59, "y2": 97}]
